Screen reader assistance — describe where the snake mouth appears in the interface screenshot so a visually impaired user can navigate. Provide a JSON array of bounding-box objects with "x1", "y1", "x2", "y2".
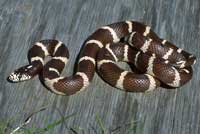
[{"x1": 7, "y1": 75, "x2": 16, "y2": 83}]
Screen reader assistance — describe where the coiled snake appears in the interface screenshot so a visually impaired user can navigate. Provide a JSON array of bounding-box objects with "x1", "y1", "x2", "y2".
[{"x1": 8, "y1": 21, "x2": 196, "y2": 95}]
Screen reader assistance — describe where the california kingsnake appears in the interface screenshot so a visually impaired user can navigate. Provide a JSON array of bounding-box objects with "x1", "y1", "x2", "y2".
[{"x1": 8, "y1": 21, "x2": 196, "y2": 95}]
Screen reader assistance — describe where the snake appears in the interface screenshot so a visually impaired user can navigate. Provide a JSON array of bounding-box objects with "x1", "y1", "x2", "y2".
[{"x1": 7, "y1": 21, "x2": 196, "y2": 95}]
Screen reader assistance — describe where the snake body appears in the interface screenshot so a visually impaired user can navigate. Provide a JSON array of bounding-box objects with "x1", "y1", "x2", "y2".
[{"x1": 8, "y1": 21, "x2": 196, "y2": 95}]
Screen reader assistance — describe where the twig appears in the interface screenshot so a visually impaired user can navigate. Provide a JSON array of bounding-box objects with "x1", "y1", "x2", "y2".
[{"x1": 10, "y1": 106, "x2": 47, "y2": 134}]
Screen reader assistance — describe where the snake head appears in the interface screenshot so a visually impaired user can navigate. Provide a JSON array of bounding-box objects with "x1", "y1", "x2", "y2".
[{"x1": 7, "y1": 65, "x2": 33, "y2": 82}]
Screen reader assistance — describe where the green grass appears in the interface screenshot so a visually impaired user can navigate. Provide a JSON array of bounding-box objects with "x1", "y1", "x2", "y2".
[
  {"x1": 0, "y1": 114, "x2": 144, "y2": 134},
  {"x1": 95, "y1": 114, "x2": 106, "y2": 134},
  {"x1": 0, "y1": 121, "x2": 7, "y2": 134},
  {"x1": 35, "y1": 113, "x2": 76, "y2": 134},
  {"x1": 0, "y1": 114, "x2": 76, "y2": 134},
  {"x1": 130, "y1": 118, "x2": 136, "y2": 134}
]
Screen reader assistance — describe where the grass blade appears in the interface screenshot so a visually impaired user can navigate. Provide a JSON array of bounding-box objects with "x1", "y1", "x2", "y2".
[
  {"x1": 95, "y1": 114, "x2": 106, "y2": 134},
  {"x1": 36, "y1": 113, "x2": 76, "y2": 134}
]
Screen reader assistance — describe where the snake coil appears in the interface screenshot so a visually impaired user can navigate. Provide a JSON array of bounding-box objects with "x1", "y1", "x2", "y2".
[{"x1": 8, "y1": 21, "x2": 196, "y2": 95}]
